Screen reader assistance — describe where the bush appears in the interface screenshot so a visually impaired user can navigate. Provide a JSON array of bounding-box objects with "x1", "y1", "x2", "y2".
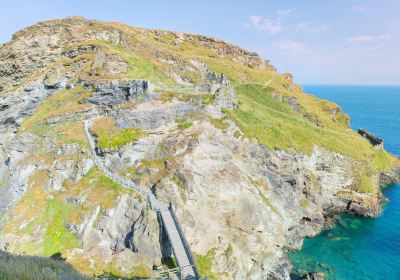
[{"x1": 176, "y1": 119, "x2": 193, "y2": 129}]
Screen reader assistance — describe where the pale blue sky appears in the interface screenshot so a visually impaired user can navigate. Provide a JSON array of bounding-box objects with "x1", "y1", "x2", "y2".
[{"x1": 1, "y1": 0, "x2": 399, "y2": 84}]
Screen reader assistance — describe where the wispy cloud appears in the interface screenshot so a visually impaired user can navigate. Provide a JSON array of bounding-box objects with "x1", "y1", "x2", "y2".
[
  {"x1": 240, "y1": 10, "x2": 329, "y2": 36},
  {"x1": 240, "y1": 10, "x2": 292, "y2": 34},
  {"x1": 346, "y1": 34, "x2": 391, "y2": 56},
  {"x1": 276, "y1": 9, "x2": 292, "y2": 17},
  {"x1": 347, "y1": 34, "x2": 390, "y2": 43},
  {"x1": 347, "y1": 5, "x2": 367, "y2": 13},
  {"x1": 272, "y1": 40, "x2": 308, "y2": 54},
  {"x1": 295, "y1": 21, "x2": 328, "y2": 33},
  {"x1": 241, "y1": 15, "x2": 283, "y2": 34}
]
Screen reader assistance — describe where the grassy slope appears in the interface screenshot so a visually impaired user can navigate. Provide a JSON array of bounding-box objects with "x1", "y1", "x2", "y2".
[
  {"x1": 0, "y1": 251, "x2": 88, "y2": 280},
  {"x1": 227, "y1": 85, "x2": 396, "y2": 192},
  {"x1": 229, "y1": 85, "x2": 394, "y2": 165}
]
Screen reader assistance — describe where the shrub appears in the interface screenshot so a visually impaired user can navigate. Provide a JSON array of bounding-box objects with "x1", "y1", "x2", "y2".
[{"x1": 176, "y1": 119, "x2": 193, "y2": 129}]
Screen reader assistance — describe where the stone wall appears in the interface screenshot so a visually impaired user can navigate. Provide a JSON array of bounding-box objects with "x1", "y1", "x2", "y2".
[{"x1": 358, "y1": 128, "x2": 384, "y2": 150}]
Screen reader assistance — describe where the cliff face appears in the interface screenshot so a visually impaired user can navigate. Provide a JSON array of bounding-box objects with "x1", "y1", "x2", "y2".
[{"x1": 0, "y1": 17, "x2": 398, "y2": 279}]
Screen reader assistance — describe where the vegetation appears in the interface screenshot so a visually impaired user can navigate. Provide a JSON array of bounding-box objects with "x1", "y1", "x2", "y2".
[
  {"x1": 162, "y1": 256, "x2": 177, "y2": 269},
  {"x1": 101, "y1": 42, "x2": 175, "y2": 86},
  {"x1": 62, "y1": 167, "x2": 139, "y2": 209},
  {"x1": 97, "y1": 262, "x2": 151, "y2": 279},
  {"x1": 223, "y1": 244, "x2": 233, "y2": 257},
  {"x1": 257, "y1": 186, "x2": 279, "y2": 215},
  {"x1": 91, "y1": 117, "x2": 145, "y2": 149},
  {"x1": 43, "y1": 199, "x2": 80, "y2": 256},
  {"x1": 0, "y1": 179, "x2": 5, "y2": 189},
  {"x1": 354, "y1": 174, "x2": 374, "y2": 193},
  {"x1": 158, "y1": 90, "x2": 214, "y2": 107},
  {"x1": 0, "y1": 166, "x2": 137, "y2": 256},
  {"x1": 225, "y1": 84, "x2": 396, "y2": 180},
  {"x1": 300, "y1": 198, "x2": 310, "y2": 208},
  {"x1": 233, "y1": 130, "x2": 241, "y2": 138},
  {"x1": 195, "y1": 248, "x2": 218, "y2": 280},
  {"x1": 21, "y1": 86, "x2": 92, "y2": 135},
  {"x1": 0, "y1": 251, "x2": 88, "y2": 280},
  {"x1": 210, "y1": 117, "x2": 229, "y2": 130},
  {"x1": 120, "y1": 166, "x2": 143, "y2": 180},
  {"x1": 140, "y1": 158, "x2": 167, "y2": 169},
  {"x1": 176, "y1": 119, "x2": 193, "y2": 129}
]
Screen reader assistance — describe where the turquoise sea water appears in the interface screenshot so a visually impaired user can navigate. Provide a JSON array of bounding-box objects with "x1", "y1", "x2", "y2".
[{"x1": 289, "y1": 85, "x2": 400, "y2": 280}]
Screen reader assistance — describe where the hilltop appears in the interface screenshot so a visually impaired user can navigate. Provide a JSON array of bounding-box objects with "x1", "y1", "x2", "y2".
[{"x1": 0, "y1": 17, "x2": 398, "y2": 279}]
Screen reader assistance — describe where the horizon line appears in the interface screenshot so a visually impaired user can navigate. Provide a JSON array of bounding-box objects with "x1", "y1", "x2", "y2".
[{"x1": 300, "y1": 83, "x2": 400, "y2": 86}]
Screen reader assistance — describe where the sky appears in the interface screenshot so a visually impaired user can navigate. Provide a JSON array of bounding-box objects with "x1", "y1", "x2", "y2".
[{"x1": 1, "y1": 0, "x2": 399, "y2": 85}]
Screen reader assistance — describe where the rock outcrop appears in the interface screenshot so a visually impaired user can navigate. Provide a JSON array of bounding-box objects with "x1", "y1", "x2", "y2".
[
  {"x1": 299, "y1": 272, "x2": 325, "y2": 280},
  {"x1": 85, "y1": 79, "x2": 152, "y2": 107}
]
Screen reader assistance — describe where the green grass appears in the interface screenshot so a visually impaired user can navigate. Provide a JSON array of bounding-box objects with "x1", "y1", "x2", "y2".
[
  {"x1": 222, "y1": 84, "x2": 399, "y2": 193},
  {"x1": 300, "y1": 198, "x2": 310, "y2": 208},
  {"x1": 43, "y1": 199, "x2": 80, "y2": 257},
  {"x1": 91, "y1": 117, "x2": 145, "y2": 150},
  {"x1": 371, "y1": 149, "x2": 397, "y2": 172},
  {"x1": 233, "y1": 130, "x2": 241, "y2": 138},
  {"x1": 0, "y1": 251, "x2": 88, "y2": 280},
  {"x1": 0, "y1": 179, "x2": 5, "y2": 189},
  {"x1": 226, "y1": 85, "x2": 395, "y2": 171},
  {"x1": 175, "y1": 40, "x2": 275, "y2": 86},
  {"x1": 210, "y1": 118, "x2": 229, "y2": 130},
  {"x1": 21, "y1": 86, "x2": 92, "y2": 134},
  {"x1": 99, "y1": 262, "x2": 151, "y2": 279},
  {"x1": 195, "y1": 248, "x2": 218, "y2": 280},
  {"x1": 354, "y1": 174, "x2": 374, "y2": 193},
  {"x1": 140, "y1": 158, "x2": 166, "y2": 169},
  {"x1": 158, "y1": 90, "x2": 214, "y2": 106},
  {"x1": 162, "y1": 256, "x2": 177, "y2": 269},
  {"x1": 254, "y1": 185, "x2": 279, "y2": 215},
  {"x1": 63, "y1": 166, "x2": 138, "y2": 209},
  {"x1": 223, "y1": 244, "x2": 233, "y2": 257},
  {"x1": 176, "y1": 119, "x2": 193, "y2": 129},
  {"x1": 97, "y1": 127, "x2": 144, "y2": 149},
  {"x1": 104, "y1": 43, "x2": 175, "y2": 86},
  {"x1": 120, "y1": 166, "x2": 143, "y2": 180}
]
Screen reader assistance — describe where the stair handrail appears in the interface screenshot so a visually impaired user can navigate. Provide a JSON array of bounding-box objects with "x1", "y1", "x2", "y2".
[
  {"x1": 84, "y1": 119, "x2": 199, "y2": 279},
  {"x1": 169, "y1": 205, "x2": 200, "y2": 279}
]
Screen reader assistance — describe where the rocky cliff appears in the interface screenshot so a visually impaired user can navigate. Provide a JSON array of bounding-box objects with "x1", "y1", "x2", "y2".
[{"x1": 0, "y1": 17, "x2": 398, "y2": 279}]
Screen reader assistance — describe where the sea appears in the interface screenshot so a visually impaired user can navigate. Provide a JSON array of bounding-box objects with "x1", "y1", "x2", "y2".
[{"x1": 289, "y1": 85, "x2": 400, "y2": 280}]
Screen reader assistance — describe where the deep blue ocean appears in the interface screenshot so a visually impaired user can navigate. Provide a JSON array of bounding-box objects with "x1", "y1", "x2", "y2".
[{"x1": 289, "y1": 85, "x2": 400, "y2": 280}]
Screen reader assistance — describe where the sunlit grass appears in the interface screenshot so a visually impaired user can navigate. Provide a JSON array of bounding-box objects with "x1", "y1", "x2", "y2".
[{"x1": 91, "y1": 117, "x2": 145, "y2": 149}]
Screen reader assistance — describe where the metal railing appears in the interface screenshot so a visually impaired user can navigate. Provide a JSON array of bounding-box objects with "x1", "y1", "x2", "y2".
[
  {"x1": 84, "y1": 120, "x2": 152, "y2": 201},
  {"x1": 169, "y1": 205, "x2": 200, "y2": 279},
  {"x1": 84, "y1": 119, "x2": 199, "y2": 279}
]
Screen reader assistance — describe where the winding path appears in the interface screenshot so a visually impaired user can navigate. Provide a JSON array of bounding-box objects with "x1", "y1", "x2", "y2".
[{"x1": 84, "y1": 119, "x2": 199, "y2": 280}]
